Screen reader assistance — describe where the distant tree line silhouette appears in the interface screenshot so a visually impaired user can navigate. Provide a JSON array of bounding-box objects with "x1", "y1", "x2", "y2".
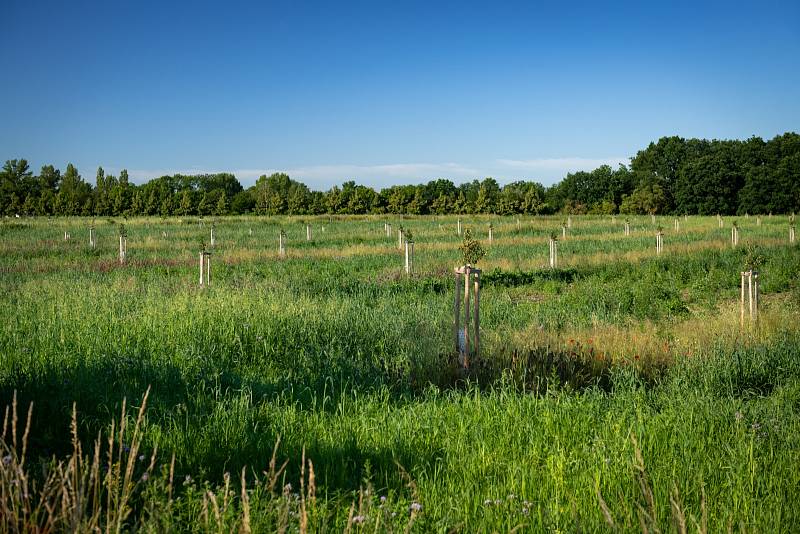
[{"x1": 1, "y1": 133, "x2": 797, "y2": 217}]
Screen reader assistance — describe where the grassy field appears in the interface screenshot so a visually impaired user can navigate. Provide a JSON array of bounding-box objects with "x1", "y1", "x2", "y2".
[{"x1": 1, "y1": 214, "x2": 799, "y2": 532}]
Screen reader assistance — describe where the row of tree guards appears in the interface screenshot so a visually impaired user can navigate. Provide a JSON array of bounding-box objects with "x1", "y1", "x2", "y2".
[
  {"x1": 47, "y1": 216, "x2": 789, "y2": 368},
  {"x1": 64, "y1": 218, "x2": 798, "y2": 270}
]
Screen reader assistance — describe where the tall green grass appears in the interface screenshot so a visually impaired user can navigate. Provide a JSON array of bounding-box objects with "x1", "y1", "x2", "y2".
[{"x1": 1, "y1": 215, "x2": 798, "y2": 531}]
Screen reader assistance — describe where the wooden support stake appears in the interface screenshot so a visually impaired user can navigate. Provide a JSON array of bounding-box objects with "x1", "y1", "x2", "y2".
[
  {"x1": 740, "y1": 271, "x2": 746, "y2": 328},
  {"x1": 754, "y1": 272, "x2": 759, "y2": 322},
  {"x1": 473, "y1": 270, "x2": 480, "y2": 357},
  {"x1": 454, "y1": 270, "x2": 462, "y2": 356},
  {"x1": 463, "y1": 266, "x2": 471, "y2": 367},
  {"x1": 454, "y1": 265, "x2": 482, "y2": 368}
]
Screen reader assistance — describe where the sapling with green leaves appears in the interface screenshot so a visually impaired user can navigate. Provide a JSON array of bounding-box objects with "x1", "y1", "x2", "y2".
[
  {"x1": 458, "y1": 229, "x2": 485, "y2": 267},
  {"x1": 743, "y1": 244, "x2": 765, "y2": 272},
  {"x1": 454, "y1": 229, "x2": 485, "y2": 367}
]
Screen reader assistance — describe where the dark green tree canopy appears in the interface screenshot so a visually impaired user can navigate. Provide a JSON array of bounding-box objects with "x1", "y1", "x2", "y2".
[{"x1": 2, "y1": 133, "x2": 798, "y2": 216}]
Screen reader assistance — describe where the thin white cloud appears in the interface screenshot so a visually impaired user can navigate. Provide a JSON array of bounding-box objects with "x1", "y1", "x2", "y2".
[
  {"x1": 496, "y1": 157, "x2": 629, "y2": 171},
  {"x1": 113, "y1": 157, "x2": 628, "y2": 190},
  {"x1": 118, "y1": 162, "x2": 481, "y2": 189}
]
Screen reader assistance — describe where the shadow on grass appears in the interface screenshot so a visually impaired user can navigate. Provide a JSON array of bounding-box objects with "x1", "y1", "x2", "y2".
[
  {"x1": 0, "y1": 355, "x2": 440, "y2": 495},
  {"x1": 3, "y1": 332, "x2": 798, "y2": 495}
]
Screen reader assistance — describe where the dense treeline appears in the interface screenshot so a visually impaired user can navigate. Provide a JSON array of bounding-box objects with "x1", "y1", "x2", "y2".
[{"x1": 1, "y1": 133, "x2": 798, "y2": 217}]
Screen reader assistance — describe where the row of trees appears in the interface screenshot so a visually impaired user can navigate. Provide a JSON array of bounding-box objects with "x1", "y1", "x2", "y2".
[
  {"x1": 548, "y1": 133, "x2": 800, "y2": 215},
  {"x1": 1, "y1": 133, "x2": 798, "y2": 217}
]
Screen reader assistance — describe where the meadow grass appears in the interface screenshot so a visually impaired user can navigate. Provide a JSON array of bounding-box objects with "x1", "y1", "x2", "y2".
[{"x1": 1, "y1": 215, "x2": 799, "y2": 532}]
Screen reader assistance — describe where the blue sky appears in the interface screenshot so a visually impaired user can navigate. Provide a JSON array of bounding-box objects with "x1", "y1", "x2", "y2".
[{"x1": 1, "y1": 0, "x2": 798, "y2": 189}]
